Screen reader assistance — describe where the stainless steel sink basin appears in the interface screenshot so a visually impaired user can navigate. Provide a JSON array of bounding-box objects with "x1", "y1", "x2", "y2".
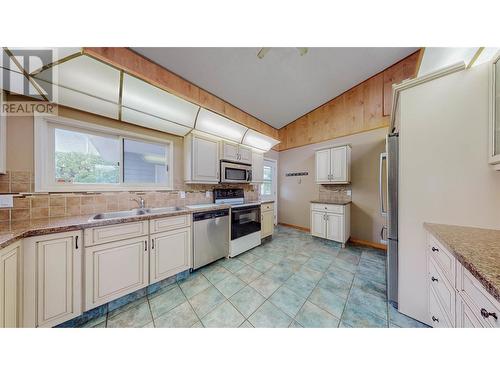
[{"x1": 90, "y1": 207, "x2": 184, "y2": 221}]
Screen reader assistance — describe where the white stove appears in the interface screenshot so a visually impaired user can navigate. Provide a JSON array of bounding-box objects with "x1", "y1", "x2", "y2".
[{"x1": 214, "y1": 188, "x2": 261, "y2": 257}]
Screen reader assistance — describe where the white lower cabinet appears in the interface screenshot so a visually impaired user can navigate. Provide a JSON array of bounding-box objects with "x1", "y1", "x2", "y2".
[
  {"x1": 0, "y1": 241, "x2": 21, "y2": 328},
  {"x1": 261, "y1": 203, "x2": 274, "y2": 239},
  {"x1": 150, "y1": 227, "x2": 191, "y2": 284},
  {"x1": 85, "y1": 236, "x2": 149, "y2": 310},
  {"x1": 23, "y1": 231, "x2": 82, "y2": 328},
  {"x1": 426, "y1": 232, "x2": 500, "y2": 328},
  {"x1": 310, "y1": 203, "x2": 350, "y2": 247}
]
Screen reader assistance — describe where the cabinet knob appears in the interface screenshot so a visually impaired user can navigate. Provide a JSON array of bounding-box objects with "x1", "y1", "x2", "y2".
[
  {"x1": 431, "y1": 316, "x2": 439, "y2": 322},
  {"x1": 431, "y1": 247, "x2": 439, "y2": 252},
  {"x1": 480, "y1": 308, "x2": 498, "y2": 320},
  {"x1": 431, "y1": 276, "x2": 438, "y2": 282}
]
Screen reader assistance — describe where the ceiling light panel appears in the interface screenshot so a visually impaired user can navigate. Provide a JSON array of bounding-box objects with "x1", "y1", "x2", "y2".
[
  {"x1": 34, "y1": 55, "x2": 121, "y2": 103},
  {"x1": 242, "y1": 129, "x2": 280, "y2": 151},
  {"x1": 121, "y1": 107, "x2": 191, "y2": 136},
  {"x1": 195, "y1": 108, "x2": 248, "y2": 142},
  {"x1": 122, "y1": 74, "x2": 199, "y2": 128}
]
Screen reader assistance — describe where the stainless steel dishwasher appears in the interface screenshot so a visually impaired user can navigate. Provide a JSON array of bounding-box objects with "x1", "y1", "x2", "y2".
[{"x1": 193, "y1": 209, "x2": 229, "y2": 269}]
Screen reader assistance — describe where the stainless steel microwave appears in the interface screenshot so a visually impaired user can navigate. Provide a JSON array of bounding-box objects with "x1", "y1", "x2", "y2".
[{"x1": 220, "y1": 160, "x2": 252, "y2": 183}]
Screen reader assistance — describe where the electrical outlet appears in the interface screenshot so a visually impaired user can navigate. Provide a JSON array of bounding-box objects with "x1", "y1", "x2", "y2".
[
  {"x1": 346, "y1": 190, "x2": 352, "y2": 196},
  {"x1": 179, "y1": 191, "x2": 186, "y2": 199},
  {"x1": 205, "y1": 191, "x2": 210, "y2": 198},
  {"x1": 0, "y1": 195, "x2": 14, "y2": 208}
]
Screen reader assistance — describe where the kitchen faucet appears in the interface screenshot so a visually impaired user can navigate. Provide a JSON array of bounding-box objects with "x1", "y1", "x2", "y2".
[{"x1": 130, "y1": 197, "x2": 146, "y2": 209}]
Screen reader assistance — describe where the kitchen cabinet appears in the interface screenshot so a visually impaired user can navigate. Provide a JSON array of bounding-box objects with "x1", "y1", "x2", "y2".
[
  {"x1": 184, "y1": 133, "x2": 220, "y2": 183},
  {"x1": 426, "y1": 232, "x2": 500, "y2": 327},
  {"x1": 261, "y1": 203, "x2": 274, "y2": 239},
  {"x1": 310, "y1": 203, "x2": 351, "y2": 247},
  {"x1": 84, "y1": 235, "x2": 149, "y2": 310},
  {"x1": 252, "y1": 151, "x2": 264, "y2": 183},
  {"x1": 489, "y1": 51, "x2": 500, "y2": 169},
  {"x1": 315, "y1": 145, "x2": 351, "y2": 184},
  {"x1": 0, "y1": 241, "x2": 20, "y2": 328},
  {"x1": 150, "y1": 226, "x2": 191, "y2": 283},
  {"x1": 221, "y1": 141, "x2": 252, "y2": 164},
  {"x1": 22, "y1": 231, "x2": 82, "y2": 328},
  {"x1": 0, "y1": 90, "x2": 6, "y2": 174}
]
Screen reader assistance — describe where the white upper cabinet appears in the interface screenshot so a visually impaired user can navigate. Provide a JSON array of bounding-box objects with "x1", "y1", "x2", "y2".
[
  {"x1": 251, "y1": 151, "x2": 264, "y2": 183},
  {"x1": 221, "y1": 140, "x2": 252, "y2": 163},
  {"x1": 489, "y1": 51, "x2": 500, "y2": 169},
  {"x1": 185, "y1": 133, "x2": 220, "y2": 183},
  {"x1": 33, "y1": 55, "x2": 121, "y2": 119},
  {"x1": 122, "y1": 74, "x2": 199, "y2": 129},
  {"x1": 315, "y1": 145, "x2": 351, "y2": 184}
]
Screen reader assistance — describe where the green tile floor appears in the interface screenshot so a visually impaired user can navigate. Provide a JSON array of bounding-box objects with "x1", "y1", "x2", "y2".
[{"x1": 80, "y1": 225, "x2": 428, "y2": 328}]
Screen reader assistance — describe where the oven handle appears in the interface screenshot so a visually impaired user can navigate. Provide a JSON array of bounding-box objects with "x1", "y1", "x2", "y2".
[{"x1": 231, "y1": 206, "x2": 260, "y2": 214}]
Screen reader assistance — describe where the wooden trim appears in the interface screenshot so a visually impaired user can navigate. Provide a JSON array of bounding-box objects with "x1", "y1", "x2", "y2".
[
  {"x1": 349, "y1": 237, "x2": 387, "y2": 251},
  {"x1": 278, "y1": 222, "x2": 310, "y2": 232}
]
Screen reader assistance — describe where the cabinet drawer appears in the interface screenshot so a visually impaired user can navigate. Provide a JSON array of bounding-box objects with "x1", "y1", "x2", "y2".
[
  {"x1": 428, "y1": 235, "x2": 455, "y2": 284},
  {"x1": 428, "y1": 258, "x2": 455, "y2": 323},
  {"x1": 429, "y1": 287, "x2": 452, "y2": 327},
  {"x1": 458, "y1": 265, "x2": 500, "y2": 328},
  {"x1": 457, "y1": 298, "x2": 487, "y2": 328},
  {"x1": 311, "y1": 203, "x2": 344, "y2": 214},
  {"x1": 150, "y1": 214, "x2": 191, "y2": 234},
  {"x1": 261, "y1": 203, "x2": 274, "y2": 212},
  {"x1": 84, "y1": 221, "x2": 148, "y2": 246}
]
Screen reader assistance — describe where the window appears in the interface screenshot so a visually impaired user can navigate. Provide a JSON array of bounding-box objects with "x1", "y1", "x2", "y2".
[
  {"x1": 261, "y1": 165, "x2": 273, "y2": 197},
  {"x1": 35, "y1": 115, "x2": 172, "y2": 192}
]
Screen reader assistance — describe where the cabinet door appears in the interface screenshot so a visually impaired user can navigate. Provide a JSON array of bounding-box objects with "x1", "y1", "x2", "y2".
[
  {"x1": 150, "y1": 227, "x2": 191, "y2": 284},
  {"x1": 457, "y1": 298, "x2": 485, "y2": 328},
  {"x1": 331, "y1": 147, "x2": 347, "y2": 182},
  {"x1": 85, "y1": 236, "x2": 148, "y2": 310},
  {"x1": 252, "y1": 151, "x2": 264, "y2": 183},
  {"x1": 221, "y1": 141, "x2": 239, "y2": 162},
  {"x1": 37, "y1": 234, "x2": 81, "y2": 327},
  {"x1": 326, "y1": 213, "x2": 343, "y2": 242},
  {"x1": 310, "y1": 211, "x2": 326, "y2": 238},
  {"x1": 315, "y1": 149, "x2": 331, "y2": 183},
  {"x1": 239, "y1": 145, "x2": 253, "y2": 164},
  {"x1": 193, "y1": 136, "x2": 219, "y2": 182},
  {"x1": 261, "y1": 210, "x2": 274, "y2": 239},
  {"x1": 0, "y1": 242, "x2": 20, "y2": 328}
]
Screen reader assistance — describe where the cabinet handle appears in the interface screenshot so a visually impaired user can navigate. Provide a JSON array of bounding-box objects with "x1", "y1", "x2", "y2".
[
  {"x1": 480, "y1": 308, "x2": 498, "y2": 320},
  {"x1": 431, "y1": 276, "x2": 438, "y2": 282},
  {"x1": 431, "y1": 247, "x2": 439, "y2": 252},
  {"x1": 75, "y1": 235, "x2": 79, "y2": 250},
  {"x1": 144, "y1": 240, "x2": 148, "y2": 251},
  {"x1": 431, "y1": 316, "x2": 439, "y2": 322},
  {"x1": 151, "y1": 239, "x2": 155, "y2": 250}
]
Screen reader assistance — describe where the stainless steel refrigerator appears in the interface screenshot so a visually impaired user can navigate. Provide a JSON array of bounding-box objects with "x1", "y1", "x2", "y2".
[{"x1": 380, "y1": 133, "x2": 399, "y2": 308}]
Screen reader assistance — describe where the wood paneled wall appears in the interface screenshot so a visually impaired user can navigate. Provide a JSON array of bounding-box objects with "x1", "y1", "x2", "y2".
[
  {"x1": 83, "y1": 47, "x2": 279, "y2": 141},
  {"x1": 278, "y1": 50, "x2": 422, "y2": 151}
]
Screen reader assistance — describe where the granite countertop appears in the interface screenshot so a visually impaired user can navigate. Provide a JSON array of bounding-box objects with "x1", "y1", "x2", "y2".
[
  {"x1": 310, "y1": 198, "x2": 352, "y2": 205},
  {"x1": 424, "y1": 223, "x2": 500, "y2": 303},
  {"x1": 0, "y1": 204, "x2": 232, "y2": 250}
]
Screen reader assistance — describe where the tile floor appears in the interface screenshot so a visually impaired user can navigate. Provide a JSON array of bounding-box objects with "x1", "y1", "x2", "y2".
[{"x1": 80, "y1": 225, "x2": 428, "y2": 328}]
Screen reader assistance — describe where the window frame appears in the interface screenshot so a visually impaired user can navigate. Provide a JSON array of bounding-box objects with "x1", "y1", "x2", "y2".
[{"x1": 34, "y1": 114, "x2": 174, "y2": 192}]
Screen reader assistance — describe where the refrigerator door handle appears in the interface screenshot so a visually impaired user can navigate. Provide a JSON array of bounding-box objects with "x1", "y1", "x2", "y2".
[{"x1": 379, "y1": 152, "x2": 387, "y2": 217}]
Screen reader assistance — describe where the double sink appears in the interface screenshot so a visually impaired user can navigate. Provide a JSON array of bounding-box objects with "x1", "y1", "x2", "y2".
[{"x1": 90, "y1": 206, "x2": 184, "y2": 221}]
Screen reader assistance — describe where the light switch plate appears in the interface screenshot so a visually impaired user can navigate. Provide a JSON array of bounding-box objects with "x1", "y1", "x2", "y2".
[
  {"x1": 205, "y1": 191, "x2": 210, "y2": 198},
  {"x1": 0, "y1": 195, "x2": 14, "y2": 208},
  {"x1": 346, "y1": 190, "x2": 352, "y2": 196},
  {"x1": 179, "y1": 191, "x2": 186, "y2": 199}
]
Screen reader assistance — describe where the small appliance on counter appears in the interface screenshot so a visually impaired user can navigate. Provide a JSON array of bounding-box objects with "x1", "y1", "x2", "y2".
[
  {"x1": 219, "y1": 160, "x2": 252, "y2": 183},
  {"x1": 214, "y1": 188, "x2": 261, "y2": 257}
]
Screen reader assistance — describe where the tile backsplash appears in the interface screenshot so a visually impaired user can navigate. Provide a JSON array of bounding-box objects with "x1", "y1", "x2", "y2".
[
  {"x1": 318, "y1": 184, "x2": 351, "y2": 201},
  {"x1": 0, "y1": 170, "x2": 259, "y2": 225}
]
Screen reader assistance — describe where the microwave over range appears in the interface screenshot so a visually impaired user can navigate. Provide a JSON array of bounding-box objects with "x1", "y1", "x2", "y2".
[{"x1": 220, "y1": 160, "x2": 252, "y2": 183}]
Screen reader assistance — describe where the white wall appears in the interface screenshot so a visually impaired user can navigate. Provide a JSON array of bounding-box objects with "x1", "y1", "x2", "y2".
[{"x1": 398, "y1": 63, "x2": 500, "y2": 324}]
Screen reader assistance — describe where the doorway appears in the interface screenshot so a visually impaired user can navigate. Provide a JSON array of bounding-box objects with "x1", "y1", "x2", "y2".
[{"x1": 261, "y1": 158, "x2": 278, "y2": 225}]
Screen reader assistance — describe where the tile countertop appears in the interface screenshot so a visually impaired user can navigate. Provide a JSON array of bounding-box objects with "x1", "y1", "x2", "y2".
[
  {"x1": 310, "y1": 198, "x2": 352, "y2": 205},
  {"x1": 0, "y1": 204, "x2": 232, "y2": 250},
  {"x1": 424, "y1": 223, "x2": 500, "y2": 303}
]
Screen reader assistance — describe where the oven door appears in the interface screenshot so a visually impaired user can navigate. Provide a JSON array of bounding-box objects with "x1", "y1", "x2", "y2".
[
  {"x1": 231, "y1": 205, "x2": 261, "y2": 240},
  {"x1": 221, "y1": 162, "x2": 251, "y2": 183}
]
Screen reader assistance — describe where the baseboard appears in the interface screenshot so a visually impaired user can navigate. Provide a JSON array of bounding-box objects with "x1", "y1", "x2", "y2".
[
  {"x1": 349, "y1": 238, "x2": 387, "y2": 251},
  {"x1": 278, "y1": 222, "x2": 310, "y2": 232}
]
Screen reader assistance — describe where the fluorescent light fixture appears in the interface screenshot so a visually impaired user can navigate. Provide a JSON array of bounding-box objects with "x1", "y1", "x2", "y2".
[
  {"x1": 242, "y1": 129, "x2": 280, "y2": 151},
  {"x1": 470, "y1": 47, "x2": 500, "y2": 67},
  {"x1": 418, "y1": 48, "x2": 479, "y2": 77},
  {"x1": 122, "y1": 107, "x2": 191, "y2": 136},
  {"x1": 195, "y1": 108, "x2": 247, "y2": 142}
]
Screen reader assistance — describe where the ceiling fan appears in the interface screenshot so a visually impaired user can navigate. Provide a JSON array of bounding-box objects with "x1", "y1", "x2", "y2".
[{"x1": 257, "y1": 47, "x2": 308, "y2": 59}]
